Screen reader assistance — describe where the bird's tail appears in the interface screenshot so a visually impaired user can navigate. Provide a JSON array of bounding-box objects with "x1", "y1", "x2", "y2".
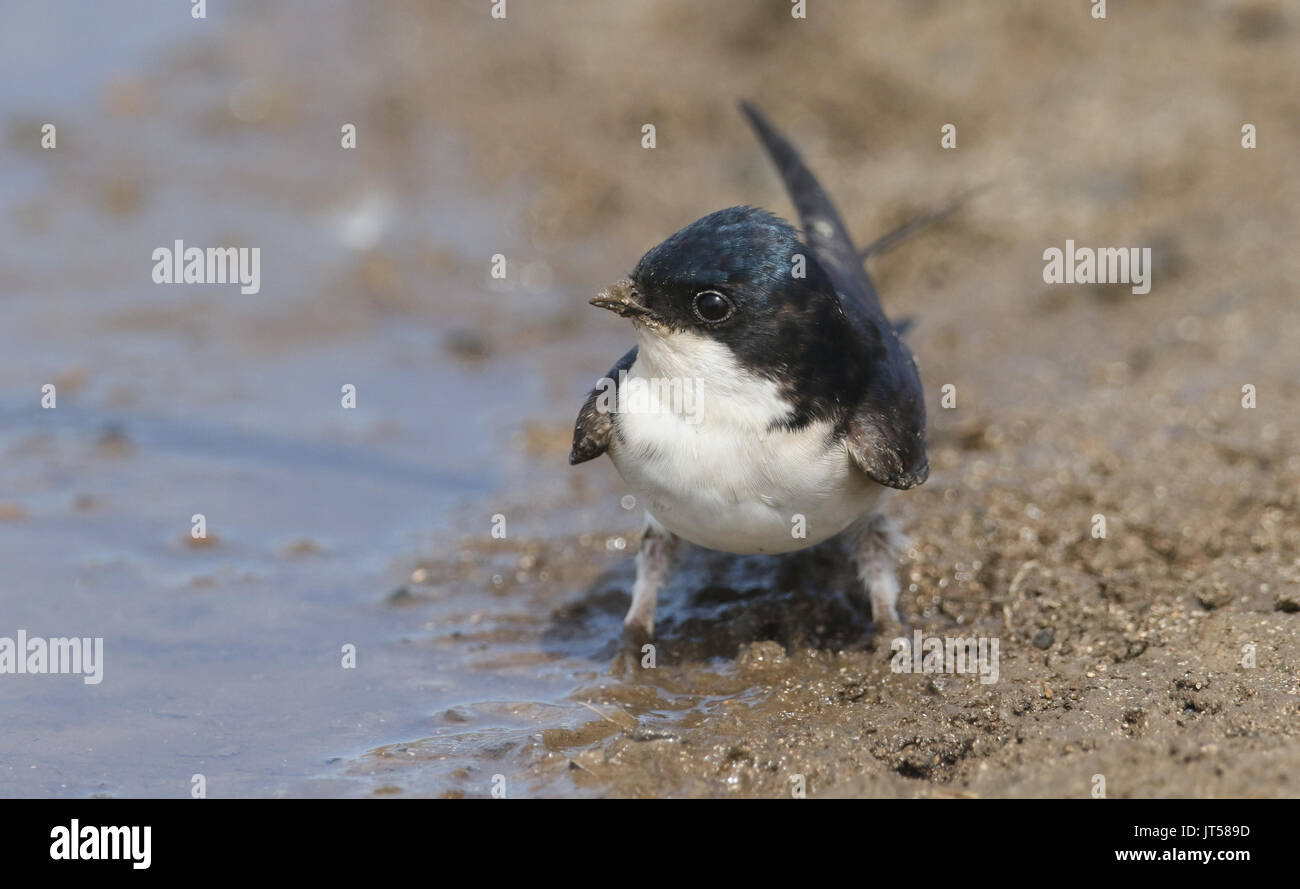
[
  {"x1": 738, "y1": 102, "x2": 865, "y2": 286},
  {"x1": 857, "y1": 185, "x2": 989, "y2": 261}
]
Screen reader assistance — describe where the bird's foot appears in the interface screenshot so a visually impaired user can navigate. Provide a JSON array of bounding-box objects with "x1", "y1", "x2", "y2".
[{"x1": 851, "y1": 511, "x2": 909, "y2": 633}]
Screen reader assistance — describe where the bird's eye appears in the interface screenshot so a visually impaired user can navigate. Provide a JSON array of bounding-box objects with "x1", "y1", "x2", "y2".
[{"x1": 692, "y1": 290, "x2": 733, "y2": 324}]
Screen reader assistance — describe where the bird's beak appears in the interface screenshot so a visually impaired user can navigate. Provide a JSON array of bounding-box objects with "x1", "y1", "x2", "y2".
[{"x1": 590, "y1": 279, "x2": 652, "y2": 319}]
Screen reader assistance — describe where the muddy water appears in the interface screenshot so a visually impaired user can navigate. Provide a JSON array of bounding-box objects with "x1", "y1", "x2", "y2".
[
  {"x1": 0, "y1": 1, "x2": 547, "y2": 797},
  {"x1": 4, "y1": 2, "x2": 1300, "y2": 798},
  {"x1": 0, "y1": 0, "x2": 688, "y2": 799}
]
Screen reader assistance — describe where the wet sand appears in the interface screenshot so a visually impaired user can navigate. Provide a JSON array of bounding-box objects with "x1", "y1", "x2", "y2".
[{"x1": 2, "y1": 1, "x2": 1298, "y2": 797}]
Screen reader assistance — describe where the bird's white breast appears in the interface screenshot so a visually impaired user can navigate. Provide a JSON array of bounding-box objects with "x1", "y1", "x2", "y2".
[{"x1": 608, "y1": 327, "x2": 882, "y2": 554}]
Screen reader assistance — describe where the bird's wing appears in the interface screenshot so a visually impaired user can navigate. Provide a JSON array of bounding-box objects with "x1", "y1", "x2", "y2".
[
  {"x1": 741, "y1": 102, "x2": 929, "y2": 490},
  {"x1": 569, "y1": 347, "x2": 637, "y2": 465},
  {"x1": 845, "y1": 405, "x2": 930, "y2": 490}
]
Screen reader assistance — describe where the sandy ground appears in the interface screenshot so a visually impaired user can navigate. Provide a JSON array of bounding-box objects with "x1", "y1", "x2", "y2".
[
  {"x1": 365, "y1": 0, "x2": 1300, "y2": 798},
  {"x1": 2, "y1": 0, "x2": 1297, "y2": 798}
]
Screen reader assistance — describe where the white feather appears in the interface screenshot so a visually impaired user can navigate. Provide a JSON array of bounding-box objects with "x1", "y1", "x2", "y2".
[{"x1": 609, "y1": 325, "x2": 883, "y2": 554}]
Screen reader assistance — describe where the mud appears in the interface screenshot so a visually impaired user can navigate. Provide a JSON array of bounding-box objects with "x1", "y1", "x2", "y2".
[{"x1": 2, "y1": 1, "x2": 1297, "y2": 797}]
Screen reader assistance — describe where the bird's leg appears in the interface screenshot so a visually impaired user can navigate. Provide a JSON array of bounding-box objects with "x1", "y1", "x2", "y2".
[
  {"x1": 624, "y1": 514, "x2": 680, "y2": 638},
  {"x1": 850, "y1": 511, "x2": 908, "y2": 628}
]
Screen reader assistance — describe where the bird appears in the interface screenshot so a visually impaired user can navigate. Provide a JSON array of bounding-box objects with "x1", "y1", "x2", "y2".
[{"x1": 569, "y1": 102, "x2": 930, "y2": 639}]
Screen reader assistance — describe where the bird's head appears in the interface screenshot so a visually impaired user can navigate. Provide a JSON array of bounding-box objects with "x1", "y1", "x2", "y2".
[{"x1": 595, "y1": 206, "x2": 866, "y2": 364}]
